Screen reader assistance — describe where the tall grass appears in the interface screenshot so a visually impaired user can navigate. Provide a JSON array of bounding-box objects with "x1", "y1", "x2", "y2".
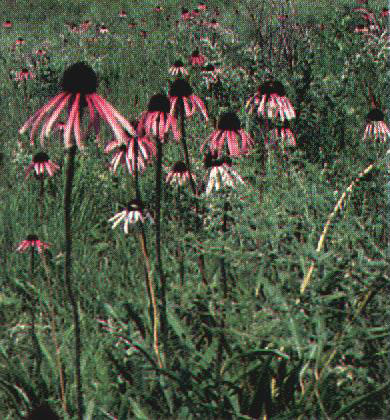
[{"x1": 0, "y1": 0, "x2": 389, "y2": 418}]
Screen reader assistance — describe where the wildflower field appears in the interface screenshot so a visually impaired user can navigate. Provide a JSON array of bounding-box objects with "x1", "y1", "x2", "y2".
[{"x1": 1, "y1": 0, "x2": 389, "y2": 418}]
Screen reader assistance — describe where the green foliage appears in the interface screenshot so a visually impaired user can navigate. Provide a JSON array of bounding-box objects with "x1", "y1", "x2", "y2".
[{"x1": 0, "y1": 0, "x2": 389, "y2": 418}]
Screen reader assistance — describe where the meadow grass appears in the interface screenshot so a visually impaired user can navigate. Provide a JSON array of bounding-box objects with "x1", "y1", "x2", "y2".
[{"x1": 0, "y1": 0, "x2": 389, "y2": 418}]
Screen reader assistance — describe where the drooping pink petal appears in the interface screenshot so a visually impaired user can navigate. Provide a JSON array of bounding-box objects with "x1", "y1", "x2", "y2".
[
  {"x1": 95, "y1": 94, "x2": 135, "y2": 135},
  {"x1": 19, "y1": 92, "x2": 68, "y2": 135},
  {"x1": 40, "y1": 93, "x2": 72, "y2": 146},
  {"x1": 64, "y1": 94, "x2": 80, "y2": 148},
  {"x1": 192, "y1": 95, "x2": 208, "y2": 121},
  {"x1": 183, "y1": 97, "x2": 194, "y2": 117},
  {"x1": 73, "y1": 94, "x2": 83, "y2": 149},
  {"x1": 90, "y1": 95, "x2": 128, "y2": 143},
  {"x1": 227, "y1": 130, "x2": 239, "y2": 156}
]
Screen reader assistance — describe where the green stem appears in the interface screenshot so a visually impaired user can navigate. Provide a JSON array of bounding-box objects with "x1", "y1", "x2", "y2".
[{"x1": 64, "y1": 145, "x2": 83, "y2": 420}]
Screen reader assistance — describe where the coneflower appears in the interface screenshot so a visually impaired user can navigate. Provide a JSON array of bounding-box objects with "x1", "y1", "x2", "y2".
[
  {"x1": 201, "y1": 112, "x2": 253, "y2": 157},
  {"x1": 104, "y1": 131, "x2": 156, "y2": 175},
  {"x1": 25, "y1": 152, "x2": 60, "y2": 179},
  {"x1": 204, "y1": 152, "x2": 245, "y2": 195},
  {"x1": 169, "y1": 60, "x2": 188, "y2": 77},
  {"x1": 166, "y1": 160, "x2": 194, "y2": 186},
  {"x1": 19, "y1": 62, "x2": 135, "y2": 150},
  {"x1": 16, "y1": 234, "x2": 50, "y2": 254},
  {"x1": 138, "y1": 93, "x2": 180, "y2": 141},
  {"x1": 109, "y1": 200, "x2": 153, "y2": 233},
  {"x1": 190, "y1": 49, "x2": 206, "y2": 67},
  {"x1": 18, "y1": 62, "x2": 133, "y2": 419},
  {"x1": 246, "y1": 80, "x2": 296, "y2": 122},
  {"x1": 364, "y1": 108, "x2": 390, "y2": 142}
]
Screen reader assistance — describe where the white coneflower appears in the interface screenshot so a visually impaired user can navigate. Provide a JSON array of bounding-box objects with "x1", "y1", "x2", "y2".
[
  {"x1": 204, "y1": 152, "x2": 245, "y2": 195},
  {"x1": 109, "y1": 200, "x2": 153, "y2": 233}
]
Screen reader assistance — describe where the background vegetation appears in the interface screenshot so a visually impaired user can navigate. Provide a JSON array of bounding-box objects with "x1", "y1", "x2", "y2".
[{"x1": 0, "y1": 0, "x2": 389, "y2": 418}]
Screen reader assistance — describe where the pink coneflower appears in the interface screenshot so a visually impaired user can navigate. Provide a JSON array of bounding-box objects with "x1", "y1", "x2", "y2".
[
  {"x1": 166, "y1": 160, "x2": 194, "y2": 186},
  {"x1": 363, "y1": 108, "x2": 390, "y2": 142},
  {"x1": 15, "y1": 37, "x2": 25, "y2": 45},
  {"x1": 354, "y1": 24, "x2": 369, "y2": 33},
  {"x1": 191, "y1": 9, "x2": 201, "y2": 18},
  {"x1": 104, "y1": 130, "x2": 156, "y2": 175},
  {"x1": 79, "y1": 20, "x2": 92, "y2": 33},
  {"x1": 138, "y1": 93, "x2": 180, "y2": 141},
  {"x1": 13, "y1": 68, "x2": 36, "y2": 81},
  {"x1": 380, "y1": 8, "x2": 389, "y2": 18},
  {"x1": 207, "y1": 19, "x2": 219, "y2": 29},
  {"x1": 19, "y1": 62, "x2": 135, "y2": 150},
  {"x1": 201, "y1": 112, "x2": 253, "y2": 157},
  {"x1": 190, "y1": 49, "x2": 206, "y2": 66},
  {"x1": 119, "y1": 10, "x2": 127, "y2": 18},
  {"x1": 169, "y1": 60, "x2": 188, "y2": 77},
  {"x1": 3, "y1": 20, "x2": 12, "y2": 28},
  {"x1": 246, "y1": 81, "x2": 296, "y2": 122},
  {"x1": 198, "y1": 3, "x2": 207, "y2": 12},
  {"x1": 35, "y1": 49, "x2": 46, "y2": 56},
  {"x1": 99, "y1": 25, "x2": 109, "y2": 34},
  {"x1": 267, "y1": 125, "x2": 297, "y2": 148},
  {"x1": 201, "y1": 64, "x2": 221, "y2": 87},
  {"x1": 277, "y1": 14, "x2": 288, "y2": 22},
  {"x1": 109, "y1": 200, "x2": 153, "y2": 233},
  {"x1": 16, "y1": 234, "x2": 50, "y2": 254},
  {"x1": 181, "y1": 8, "x2": 192, "y2": 21},
  {"x1": 154, "y1": 5, "x2": 163, "y2": 12},
  {"x1": 169, "y1": 78, "x2": 208, "y2": 121},
  {"x1": 204, "y1": 152, "x2": 245, "y2": 195},
  {"x1": 25, "y1": 152, "x2": 60, "y2": 179}
]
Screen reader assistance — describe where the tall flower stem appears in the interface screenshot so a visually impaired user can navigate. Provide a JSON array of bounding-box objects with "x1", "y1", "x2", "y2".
[
  {"x1": 38, "y1": 175, "x2": 45, "y2": 225},
  {"x1": 137, "y1": 229, "x2": 163, "y2": 368},
  {"x1": 40, "y1": 251, "x2": 67, "y2": 414},
  {"x1": 178, "y1": 102, "x2": 208, "y2": 284},
  {"x1": 179, "y1": 102, "x2": 197, "y2": 195},
  {"x1": 28, "y1": 247, "x2": 42, "y2": 382},
  {"x1": 154, "y1": 134, "x2": 167, "y2": 353},
  {"x1": 133, "y1": 138, "x2": 162, "y2": 367},
  {"x1": 64, "y1": 144, "x2": 83, "y2": 419}
]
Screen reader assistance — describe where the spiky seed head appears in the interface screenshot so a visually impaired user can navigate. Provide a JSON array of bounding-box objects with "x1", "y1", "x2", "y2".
[
  {"x1": 171, "y1": 160, "x2": 187, "y2": 173},
  {"x1": 147, "y1": 93, "x2": 170, "y2": 113},
  {"x1": 366, "y1": 108, "x2": 384, "y2": 122},
  {"x1": 61, "y1": 62, "x2": 98, "y2": 94},
  {"x1": 33, "y1": 152, "x2": 50, "y2": 163},
  {"x1": 126, "y1": 199, "x2": 143, "y2": 212},
  {"x1": 218, "y1": 112, "x2": 241, "y2": 131},
  {"x1": 170, "y1": 79, "x2": 193, "y2": 97},
  {"x1": 26, "y1": 234, "x2": 39, "y2": 241}
]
